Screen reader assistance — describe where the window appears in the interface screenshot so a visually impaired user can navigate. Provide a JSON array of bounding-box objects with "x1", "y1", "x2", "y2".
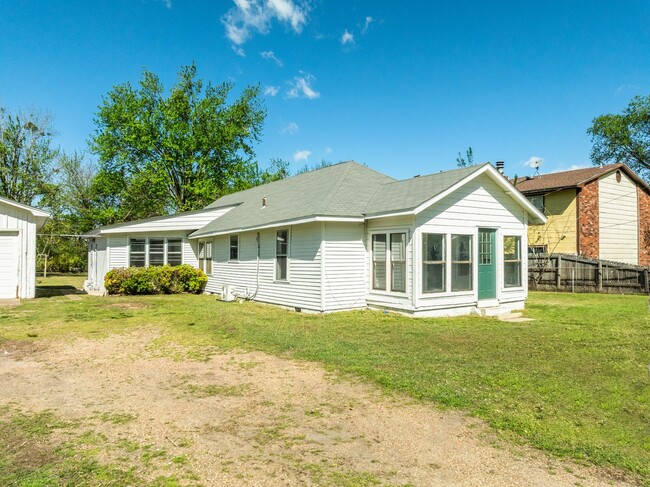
[
  {"x1": 504, "y1": 236, "x2": 522, "y2": 287},
  {"x1": 422, "y1": 233, "x2": 445, "y2": 293},
  {"x1": 205, "y1": 241, "x2": 212, "y2": 275},
  {"x1": 391, "y1": 233, "x2": 406, "y2": 292},
  {"x1": 528, "y1": 195, "x2": 544, "y2": 213},
  {"x1": 167, "y1": 239, "x2": 182, "y2": 266},
  {"x1": 149, "y1": 238, "x2": 165, "y2": 266},
  {"x1": 130, "y1": 237, "x2": 183, "y2": 267},
  {"x1": 275, "y1": 230, "x2": 288, "y2": 281},
  {"x1": 451, "y1": 234, "x2": 472, "y2": 291},
  {"x1": 372, "y1": 232, "x2": 407, "y2": 293},
  {"x1": 372, "y1": 234, "x2": 387, "y2": 290},
  {"x1": 230, "y1": 235, "x2": 239, "y2": 261},
  {"x1": 198, "y1": 240, "x2": 213, "y2": 274},
  {"x1": 528, "y1": 245, "x2": 547, "y2": 255},
  {"x1": 129, "y1": 238, "x2": 146, "y2": 267}
]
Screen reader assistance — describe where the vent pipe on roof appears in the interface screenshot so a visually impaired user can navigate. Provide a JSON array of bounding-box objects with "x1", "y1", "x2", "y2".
[
  {"x1": 496, "y1": 161, "x2": 505, "y2": 174},
  {"x1": 262, "y1": 196, "x2": 267, "y2": 208}
]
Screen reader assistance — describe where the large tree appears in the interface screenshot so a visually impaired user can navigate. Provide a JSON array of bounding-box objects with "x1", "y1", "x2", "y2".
[
  {"x1": 91, "y1": 64, "x2": 267, "y2": 220},
  {"x1": 0, "y1": 107, "x2": 58, "y2": 205},
  {"x1": 588, "y1": 94, "x2": 650, "y2": 179}
]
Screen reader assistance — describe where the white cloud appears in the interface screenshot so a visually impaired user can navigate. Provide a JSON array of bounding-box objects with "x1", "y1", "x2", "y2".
[
  {"x1": 293, "y1": 149, "x2": 311, "y2": 162},
  {"x1": 261, "y1": 50, "x2": 283, "y2": 66},
  {"x1": 549, "y1": 163, "x2": 592, "y2": 173},
  {"x1": 362, "y1": 16, "x2": 373, "y2": 34},
  {"x1": 161, "y1": 0, "x2": 172, "y2": 8},
  {"x1": 522, "y1": 156, "x2": 545, "y2": 168},
  {"x1": 263, "y1": 85, "x2": 280, "y2": 96},
  {"x1": 324, "y1": 146, "x2": 333, "y2": 155},
  {"x1": 341, "y1": 29, "x2": 354, "y2": 45},
  {"x1": 286, "y1": 73, "x2": 320, "y2": 99},
  {"x1": 222, "y1": 0, "x2": 309, "y2": 52},
  {"x1": 280, "y1": 121, "x2": 299, "y2": 135},
  {"x1": 614, "y1": 83, "x2": 640, "y2": 96}
]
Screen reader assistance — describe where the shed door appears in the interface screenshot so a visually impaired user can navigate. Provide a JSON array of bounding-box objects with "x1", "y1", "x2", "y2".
[
  {"x1": 478, "y1": 228, "x2": 496, "y2": 300},
  {"x1": 0, "y1": 232, "x2": 19, "y2": 299}
]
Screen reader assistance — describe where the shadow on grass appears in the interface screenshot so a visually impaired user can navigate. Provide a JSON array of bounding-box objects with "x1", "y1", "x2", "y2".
[{"x1": 35, "y1": 286, "x2": 86, "y2": 299}]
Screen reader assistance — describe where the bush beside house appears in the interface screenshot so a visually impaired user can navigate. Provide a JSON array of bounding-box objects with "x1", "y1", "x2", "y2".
[{"x1": 104, "y1": 265, "x2": 207, "y2": 295}]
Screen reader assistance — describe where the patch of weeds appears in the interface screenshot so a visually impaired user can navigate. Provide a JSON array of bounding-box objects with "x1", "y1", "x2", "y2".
[
  {"x1": 99, "y1": 411, "x2": 138, "y2": 424},
  {"x1": 186, "y1": 383, "x2": 250, "y2": 398},
  {"x1": 171, "y1": 454, "x2": 188, "y2": 465},
  {"x1": 305, "y1": 409, "x2": 325, "y2": 418},
  {"x1": 238, "y1": 359, "x2": 262, "y2": 370},
  {"x1": 117, "y1": 438, "x2": 141, "y2": 453},
  {"x1": 141, "y1": 444, "x2": 168, "y2": 465}
]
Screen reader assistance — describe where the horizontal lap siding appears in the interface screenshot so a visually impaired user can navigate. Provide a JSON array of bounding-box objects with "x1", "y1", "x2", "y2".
[
  {"x1": 0, "y1": 203, "x2": 36, "y2": 298},
  {"x1": 599, "y1": 171, "x2": 638, "y2": 264},
  {"x1": 206, "y1": 223, "x2": 323, "y2": 311},
  {"x1": 415, "y1": 174, "x2": 528, "y2": 309},
  {"x1": 322, "y1": 222, "x2": 367, "y2": 311},
  {"x1": 108, "y1": 236, "x2": 127, "y2": 268}
]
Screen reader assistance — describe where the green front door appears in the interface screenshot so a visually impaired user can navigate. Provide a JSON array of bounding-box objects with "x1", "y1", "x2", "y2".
[{"x1": 478, "y1": 229, "x2": 496, "y2": 300}]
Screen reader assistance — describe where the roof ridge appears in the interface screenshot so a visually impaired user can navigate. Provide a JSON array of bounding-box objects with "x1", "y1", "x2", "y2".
[{"x1": 316, "y1": 163, "x2": 354, "y2": 213}]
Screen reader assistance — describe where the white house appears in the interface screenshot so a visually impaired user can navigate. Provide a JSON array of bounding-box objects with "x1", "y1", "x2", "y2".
[
  {"x1": 85, "y1": 162, "x2": 546, "y2": 316},
  {"x1": 0, "y1": 196, "x2": 50, "y2": 299}
]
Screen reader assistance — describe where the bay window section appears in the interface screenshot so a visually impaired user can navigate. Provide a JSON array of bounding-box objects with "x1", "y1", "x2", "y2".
[
  {"x1": 372, "y1": 234, "x2": 387, "y2": 290},
  {"x1": 422, "y1": 233, "x2": 445, "y2": 293},
  {"x1": 504, "y1": 236, "x2": 522, "y2": 287},
  {"x1": 390, "y1": 233, "x2": 406, "y2": 292},
  {"x1": 129, "y1": 238, "x2": 146, "y2": 267},
  {"x1": 451, "y1": 234, "x2": 472, "y2": 291}
]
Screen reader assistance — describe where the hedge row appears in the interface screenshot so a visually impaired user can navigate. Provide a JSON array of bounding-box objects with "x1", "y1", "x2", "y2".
[{"x1": 104, "y1": 265, "x2": 208, "y2": 295}]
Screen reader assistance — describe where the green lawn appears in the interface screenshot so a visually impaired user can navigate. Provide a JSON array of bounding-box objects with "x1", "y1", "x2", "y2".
[{"x1": 1, "y1": 283, "x2": 649, "y2": 481}]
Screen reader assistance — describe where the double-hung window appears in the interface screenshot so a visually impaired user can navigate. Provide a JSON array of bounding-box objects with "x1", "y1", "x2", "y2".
[
  {"x1": 230, "y1": 235, "x2": 239, "y2": 261},
  {"x1": 451, "y1": 234, "x2": 472, "y2": 291},
  {"x1": 275, "y1": 230, "x2": 288, "y2": 281},
  {"x1": 372, "y1": 232, "x2": 407, "y2": 293},
  {"x1": 129, "y1": 237, "x2": 184, "y2": 267},
  {"x1": 129, "y1": 238, "x2": 146, "y2": 267},
  {"x1": 422, "y1": 233, "x2": 445, "y2": 293},
  {"x1": 198, "y1": 240, "x2": 213, "y2": 275},
  {"x1": 167, "y1": 239, "x2": 182, "y2": 266},
  {"x1": 504, "y1": 236, "x2": 522, "y2": 287}
]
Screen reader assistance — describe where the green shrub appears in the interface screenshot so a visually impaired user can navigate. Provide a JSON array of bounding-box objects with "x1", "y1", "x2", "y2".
[{"x1": 104, "y1": 265, "x2": 207, "y2": 295}]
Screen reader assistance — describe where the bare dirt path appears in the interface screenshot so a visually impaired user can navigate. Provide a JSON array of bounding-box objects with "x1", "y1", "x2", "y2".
[{"x1": 0, "y1": 329, "x2": 633, "y2": 486}]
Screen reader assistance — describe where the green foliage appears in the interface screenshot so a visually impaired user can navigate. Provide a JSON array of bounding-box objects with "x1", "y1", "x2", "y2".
[
  {"x1": 456, "y1": 146, "x2": 475, "y2": 168},
  {"x1": 104, "y1": 265, "x2": 207, "y2": 295},
  {"x1": 0, "y1": 107, "x2": 58, "y2": 205},
  {"x1": 90, "y1": 64, "x2": 269, "y2": 221},
  {"x1": 296, "y1": 159, "x2": 334, "y2": 175},
  {"x1": 588, "y1": 94, "x2": 650, "y2": 179}
]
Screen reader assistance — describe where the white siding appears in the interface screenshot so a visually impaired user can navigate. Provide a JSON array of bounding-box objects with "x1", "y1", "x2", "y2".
[
  {"x1": 183, "y1": 239, "x2": 199, "y2": 268},
  {"x1": 322, "y1": 222, "x2": 367, "y2": 311},
  {"x1": 206, "y1": 222, "x2": 323, "y2": 311},
  {"x1": 412, "y1": 173, "x2": 528, "y2": 314},
  {"x1": 108, "y1": 236, "x2": 127, "y2": 268},
  {"x1": 0, "y1": 201, "x2": 38, "y2": 298},
  {"x1": 599, "y1": 171, "x2": 639, "y2": 264}
]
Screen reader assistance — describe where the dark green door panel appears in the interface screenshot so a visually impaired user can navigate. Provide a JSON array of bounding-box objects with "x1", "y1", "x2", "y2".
[{"x1": 478, "y1": 229, "x2": 496, "y2": 300}]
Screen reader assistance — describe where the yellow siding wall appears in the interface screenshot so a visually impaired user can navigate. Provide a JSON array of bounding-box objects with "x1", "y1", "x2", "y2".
[{"x1": 527, "y1": 189, "x2": 577, "y2": 253}]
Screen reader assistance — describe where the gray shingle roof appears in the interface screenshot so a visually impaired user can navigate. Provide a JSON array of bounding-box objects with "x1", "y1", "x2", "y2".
[
  {"x1": 191, "y1": 161, "x2": 395, "y2": 237},
  {"x1": 363, "y1": 164, "x2": 485, "y2": 216}
]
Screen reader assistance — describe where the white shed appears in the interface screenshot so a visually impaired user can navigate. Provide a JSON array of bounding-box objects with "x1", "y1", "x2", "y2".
[{"x1": 0, "y1": 196, "x2": 50, "y2": 299}]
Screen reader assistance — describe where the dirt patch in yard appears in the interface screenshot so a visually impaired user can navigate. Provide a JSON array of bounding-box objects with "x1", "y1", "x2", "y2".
[{"x1": 0, "y1": 329, "x2": 637, "y2": 486}]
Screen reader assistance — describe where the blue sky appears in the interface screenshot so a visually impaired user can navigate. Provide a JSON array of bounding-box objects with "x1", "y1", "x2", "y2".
[{"x1": 1, "y1": 0, "x2": 649, "y2": 179}]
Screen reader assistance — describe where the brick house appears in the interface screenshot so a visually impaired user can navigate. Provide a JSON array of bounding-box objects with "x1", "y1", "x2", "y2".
[{"x1": 514, "y1": 163, "x2": 650, "y2": 266}]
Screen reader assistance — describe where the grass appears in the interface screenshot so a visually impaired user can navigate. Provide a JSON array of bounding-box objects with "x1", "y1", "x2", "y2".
[{"x1": 2, "y1": 276, "x2": 650, "y2": 482}]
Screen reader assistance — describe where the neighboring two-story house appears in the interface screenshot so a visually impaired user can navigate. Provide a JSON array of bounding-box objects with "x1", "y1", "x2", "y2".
[{"x1": 514, "y1": 163, "x2": 650, "y2": 266}]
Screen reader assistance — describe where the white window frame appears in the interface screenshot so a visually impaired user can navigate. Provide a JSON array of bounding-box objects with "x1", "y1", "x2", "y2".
[
  {"x1": 275, "y1": 229, "x2": 290, "y2": 282},
  {"x1": 198, "y1": 239, "x2": 213, "y2": 275},
  {"x1": 451, "y1": 233, "x2": 473, "y2": 292},
  {"x1": 422, "y1": 233, "x2": 446, "y2": 294},
  {"x1": 503, "y1": 235, "x2": 523, "y2": 289},
  {"x1": 369, "y1": 230, "x2": 409, "y2": 295},
  {"x1": 229, "y1": 234, "x2": 239, "y2": 261},
  {"x1": 128, "y1": 237, "x2": 185, "y2": 267}
]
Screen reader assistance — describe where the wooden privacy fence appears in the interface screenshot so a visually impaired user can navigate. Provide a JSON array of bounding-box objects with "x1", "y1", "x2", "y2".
[{"x1": 528, "y1": 253, "x2": 650, "y2": 294}]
